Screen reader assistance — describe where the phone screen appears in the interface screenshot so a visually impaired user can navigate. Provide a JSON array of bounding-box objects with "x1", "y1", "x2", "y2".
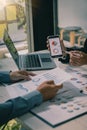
[{"x1": 48, "y1": 35, "x2": 63, "y2": 57}]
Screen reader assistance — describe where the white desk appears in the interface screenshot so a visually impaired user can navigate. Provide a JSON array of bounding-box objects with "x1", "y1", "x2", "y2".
[{"x1": 0, "y1": 57, "x2": 87, "y2": 130}]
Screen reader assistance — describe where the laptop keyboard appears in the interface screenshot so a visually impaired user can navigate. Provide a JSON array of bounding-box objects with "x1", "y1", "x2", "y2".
[
  {"x1": 23, "y1": 54, "x2": 41, "y2": 68},
  {"x1": 41, "y1": 58, "x2": 52, "y2": 62}
]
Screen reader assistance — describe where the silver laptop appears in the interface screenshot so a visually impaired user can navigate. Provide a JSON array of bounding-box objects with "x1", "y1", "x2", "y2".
[{"x1": 3, "y1": 29, "x2": 56, "y2": 70}]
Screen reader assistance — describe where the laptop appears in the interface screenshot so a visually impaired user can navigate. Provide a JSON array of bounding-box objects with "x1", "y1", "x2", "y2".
[{"x1": 3, "y1": 29, "x2": 56, "y2": 70}]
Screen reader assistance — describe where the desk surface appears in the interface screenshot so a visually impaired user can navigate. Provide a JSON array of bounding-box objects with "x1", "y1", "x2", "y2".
[{"x1": 0, "y1": 57, "x2": 87, "y2": 130}]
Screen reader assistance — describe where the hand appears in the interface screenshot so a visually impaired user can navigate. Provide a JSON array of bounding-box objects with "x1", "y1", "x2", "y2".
[
  {"x1": 37, "y1": 80, "x2": 63, "y2": 101},
  {"x1": 70, "y1": 51, "x2": 87, "y2": 66},
  {"x1": 46, "y1": 40, "x2": 50, "y2": 51},
  {"x1": 10, "y1": 70, "x2": 36, "y2": 82}
]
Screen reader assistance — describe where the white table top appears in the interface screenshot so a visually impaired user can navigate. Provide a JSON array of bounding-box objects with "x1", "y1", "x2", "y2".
[{"x1": 0, "y1": 57, "x2": 87, "y2": 130}]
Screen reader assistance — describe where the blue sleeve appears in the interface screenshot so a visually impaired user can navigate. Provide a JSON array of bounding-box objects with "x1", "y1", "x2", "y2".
[
  {"x1": 0, "y1": 71, "x2": 12, "y2": 83},
  {"x1": 0, "y1": 90, "x2": 43, "y2": 126}
]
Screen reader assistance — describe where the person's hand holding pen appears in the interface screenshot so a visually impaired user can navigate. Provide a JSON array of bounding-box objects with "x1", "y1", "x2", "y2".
[
  {"x1": 10, "y1": 70, "x2": 63, "y2": 101},
  {"x1": 37, "y1": 80, "x2": 63, "y2": 101},
  {"x1": 69, "y1": 51, "x2": 87, "y2": 66}
]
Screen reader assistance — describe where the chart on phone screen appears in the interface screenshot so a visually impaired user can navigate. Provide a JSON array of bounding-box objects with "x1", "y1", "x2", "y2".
[{"x1": 48, "y1": 35, "x2": 63, "y2": 57}]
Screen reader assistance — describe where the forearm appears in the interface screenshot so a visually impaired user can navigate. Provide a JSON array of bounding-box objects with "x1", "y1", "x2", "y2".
[
  {"x1": 0, "y1": 71, "x2": 11, "y2": 83},
  {"x1": 0, "y1": 90, "x2": 43, "y2": 126}
]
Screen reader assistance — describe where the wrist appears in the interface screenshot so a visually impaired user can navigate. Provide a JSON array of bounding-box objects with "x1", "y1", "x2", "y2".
[{"x1": 9, "y1": 71, "x2": 15, "y2": 82}]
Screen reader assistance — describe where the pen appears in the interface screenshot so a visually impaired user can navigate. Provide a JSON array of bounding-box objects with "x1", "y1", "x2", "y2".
[
  {"x1": 62, "y1": 51, "x2": 71, "y2": 55},
  {"x1": 80, "y1": 86, "x2": 87, "y2": 94}
]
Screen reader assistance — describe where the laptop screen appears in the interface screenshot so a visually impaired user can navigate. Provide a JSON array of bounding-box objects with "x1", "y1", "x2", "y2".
[{"x1": 3, "y1": 29, "x2": 19, "y2": 68}]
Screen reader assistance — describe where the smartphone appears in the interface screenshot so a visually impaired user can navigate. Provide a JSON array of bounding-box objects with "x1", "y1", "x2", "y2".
[{"x1": 47, "y1": 35, "x2": 63, "y2": 57}]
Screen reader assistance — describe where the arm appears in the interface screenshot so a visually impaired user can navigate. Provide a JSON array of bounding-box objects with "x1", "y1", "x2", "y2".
[
  {"x1": 0, "y1": 90, "x2": 43, "y2": 126},
  {"x1": 0, "y1": 71, "x2": 11, "y2": 83},
  {"x1": 0, "y1": 80, "x2": 63, "y2": 126},
  {"x1": 0, "y1": 70, "x2": 36, "y2": 83}
]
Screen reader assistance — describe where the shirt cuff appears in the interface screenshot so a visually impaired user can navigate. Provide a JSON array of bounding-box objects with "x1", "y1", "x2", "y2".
[
  {"x1": 0, "y1": 71, "x2": 12, "y2": 83},
  {"x1": 23, "y1": 90, "x2": 43, "y2": 109}
]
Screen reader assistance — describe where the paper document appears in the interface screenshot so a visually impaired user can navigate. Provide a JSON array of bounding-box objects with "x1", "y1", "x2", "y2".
[
  {"x1": 31, "y1": 82, "x2": 87, "y2": 127},
  {"x1": 30, "y1": 67, "x2": 72, "y2": 86},
  {"x1": 0, "y1": 87, "x2": 10, "y2": 103},
  {"x1": 0, "y1": 67, "x2": 71, "y2": 102}
]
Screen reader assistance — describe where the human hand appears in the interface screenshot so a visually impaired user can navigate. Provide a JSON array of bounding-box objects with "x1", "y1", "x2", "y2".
[
  {"x1": 37, "y1": 80, "x2": 63, "y2": 101},
  {"x1": 70, "y1": 51, "x2": 87, "y2": 66},
  {"x1": 46, "y1": 40, "x2": 50, "y2": 51},
  {"x1": 10, "y1": 70, "x2": 36, "y2": 82}
]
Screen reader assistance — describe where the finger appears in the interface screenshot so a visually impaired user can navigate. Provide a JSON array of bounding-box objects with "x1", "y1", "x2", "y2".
[
  {"x1": 71, "y1": 51, "x2": 82, "y2": 58},
  {"x1": 78, "y1": 51, "x2": 84, "y2": 57},
  {"x1": 17, "y1": 74, "x2": 29, "y2": 80},
  {"x1": 46, "y1": 40, "x2": 48, "y2": 44},
  {"x1": 70, "y1": 61, "x2": 80, "y2": 66},
  {"x1": 46, "y1": 43, "x2": 50, "y2": 50},
  {"x1": 28, "y1": 72, "x2": 36, "y2": 76},
  {"x1": 45, "y1": 80, "x2": 55, "y2": 84},
  {"x1": 55, "y1": 84, "x2": 63, "y2": 90},
  {"x1": 19, "y1": 70, "x2": 30, "y2": 76},
  {"x1": 50, "y1": 84, "x2": 63, "y2": 92},
  {"x1": 19, "y1": 71, "x2": 36, "y2": 77}
]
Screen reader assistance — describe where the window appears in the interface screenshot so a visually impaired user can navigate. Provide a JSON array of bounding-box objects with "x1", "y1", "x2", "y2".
[
  {"x1": 0, "y1": 0, "x2": 27, "y2": 46},
  {"x1": 0, "y1": 0, "x2": 57, "y2": 57}
]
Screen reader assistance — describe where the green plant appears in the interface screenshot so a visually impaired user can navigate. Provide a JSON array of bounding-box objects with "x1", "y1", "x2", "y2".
[{"x1": 0, "y1": 120, "x2": 21, "y2": 130}]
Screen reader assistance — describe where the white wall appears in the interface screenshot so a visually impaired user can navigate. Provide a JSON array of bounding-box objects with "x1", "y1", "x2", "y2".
[{"x1": 58, "y1": 0, "x2": 87, "y2": 32}]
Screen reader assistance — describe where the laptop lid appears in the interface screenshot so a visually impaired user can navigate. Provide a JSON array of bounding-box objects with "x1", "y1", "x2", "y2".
[{"x1": 3, "y1": 29, "x2": 19, "y2": 69}]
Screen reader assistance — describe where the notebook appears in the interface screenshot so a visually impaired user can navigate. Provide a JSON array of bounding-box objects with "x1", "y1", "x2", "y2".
[{"x1": 3, "y1": 29, "x2": 56, "y2": 70}]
